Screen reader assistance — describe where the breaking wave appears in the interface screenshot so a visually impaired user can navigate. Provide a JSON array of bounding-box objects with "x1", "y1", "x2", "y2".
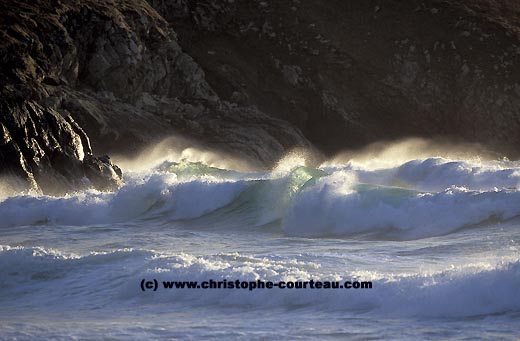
[
  {"x1": 1, "y1": 245, "x2": 519, "y2": 317},
  {"x1": 1, "y1": 157, "x2": 520, "y2": 240}
]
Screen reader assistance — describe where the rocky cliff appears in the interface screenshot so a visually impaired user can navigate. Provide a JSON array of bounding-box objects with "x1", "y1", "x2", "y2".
[
  {"x1": 0, "y1": 0, "x2": 311, "y2": 194},
  {"x1": 1, "y1": 0, "x2": 520, "y2": 193},
  {"x1": 156, "y1": 0, "x2": 520, "y2": 155}
]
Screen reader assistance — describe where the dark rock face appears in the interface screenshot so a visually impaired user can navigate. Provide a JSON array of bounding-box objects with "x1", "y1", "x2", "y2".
[
  {"x1": 0, "y1": 120, "x2": 38, "y2": 192},
  {"x1": 157, "y1": 0, "x2": 520, "y2": 157},
  {"x1": 83, "y1": 154, "x2": 122, "y2": 191},
  {"x1": 0, "y1": 96, "x2": 122, "y2": 194},
  {"x1": 1, "y1": 0, "x2": 311, "y2": 165},
  {"x1": 0, "y1": 1, "x2": 129, "y2": 194}
]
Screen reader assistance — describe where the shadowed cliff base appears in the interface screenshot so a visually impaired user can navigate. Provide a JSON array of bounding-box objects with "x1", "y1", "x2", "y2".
[{"x1": 1, "y1": 0, "x2": 520, "y2": 193}]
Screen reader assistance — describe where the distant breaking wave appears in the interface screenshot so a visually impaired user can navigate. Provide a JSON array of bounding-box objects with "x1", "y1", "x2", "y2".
[{"x1": 1, "y1": 157, "x2": 520, "y2": 241}]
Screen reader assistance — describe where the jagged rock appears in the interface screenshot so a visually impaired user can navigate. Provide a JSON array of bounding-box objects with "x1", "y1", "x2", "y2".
[
  {"x1": 0, "y1": 95, "x2": 123, "y2": 194},
  {"x1": 0, "y1": 0, "x2": 313, "y2": 192},
  {"x1": 83, "y1": 154, "x2": 123, "y2": 191},
  {"x1": 0, "y1": 122, "x2": 38, "y2": 192}
]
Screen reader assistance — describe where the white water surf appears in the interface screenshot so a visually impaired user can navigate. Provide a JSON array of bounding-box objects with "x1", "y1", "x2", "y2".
[{"x1": 1, "y1": 149, "x2": 520, "y2": 339}]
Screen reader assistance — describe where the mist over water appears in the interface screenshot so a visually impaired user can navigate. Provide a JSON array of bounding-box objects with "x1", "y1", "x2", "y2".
[{"x1": 1, "y1": 138, "x2": 520, "y2": 339}]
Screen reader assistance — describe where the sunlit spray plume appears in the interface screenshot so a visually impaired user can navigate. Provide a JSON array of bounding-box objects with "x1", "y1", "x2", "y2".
[
  {"x1": 321, "y1": 137, "x2": 504, "y2": 170},
  {"x1": 0, "y1": 175, "x2": 41, "y2": 200},
  {"x1": 270, "y1": 148, "x2": 322, "y2": 177},
  {"x1": 111, "y1": 136, "x2": 260, "y2": 173}
]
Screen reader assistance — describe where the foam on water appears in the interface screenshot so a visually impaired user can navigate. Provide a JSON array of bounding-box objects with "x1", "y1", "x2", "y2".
[
  {"x1": 2, "y1": 150, "x2": 520, "y2": 338},
  {"x1": 1, "y1": 245, "x2": 519, "y2": 318}
]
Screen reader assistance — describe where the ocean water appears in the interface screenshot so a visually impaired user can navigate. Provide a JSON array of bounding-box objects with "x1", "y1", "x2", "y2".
[{"x1": 1, "y1": 153, "x2": 520, "y2": 339}]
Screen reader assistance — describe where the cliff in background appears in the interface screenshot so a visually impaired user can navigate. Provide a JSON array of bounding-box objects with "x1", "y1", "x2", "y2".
[
  {"x1": 156, "y1": 0, "x2": 520, "y2": 155},
  {"x1": 1, "y1": 0, "x2": 520, "y2": 193}
]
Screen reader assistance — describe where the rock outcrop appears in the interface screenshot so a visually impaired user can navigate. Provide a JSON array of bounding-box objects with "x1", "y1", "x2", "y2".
[
  {"x1": 0, "y1": 0, "x2": 311, "y2": 193},
  {"x1": 0, "y1": 95, "x2": 122, "y2": 194}
]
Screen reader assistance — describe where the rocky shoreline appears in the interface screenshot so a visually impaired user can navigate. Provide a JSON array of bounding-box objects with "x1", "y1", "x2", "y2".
[{"x1": 2, "y1": 0, "x2": 520, "y2": 194}]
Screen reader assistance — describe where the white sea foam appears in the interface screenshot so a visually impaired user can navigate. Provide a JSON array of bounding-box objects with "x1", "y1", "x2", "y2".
[
  {"x1": 0, "y1": 172, "x2": 247, "y2": 227},
  {"x1": 1, "y1": 246, "x2": 519, "y2": 318},
  {"x1": 2, "y1": 149, "x2": 520, "y2": 339}
]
